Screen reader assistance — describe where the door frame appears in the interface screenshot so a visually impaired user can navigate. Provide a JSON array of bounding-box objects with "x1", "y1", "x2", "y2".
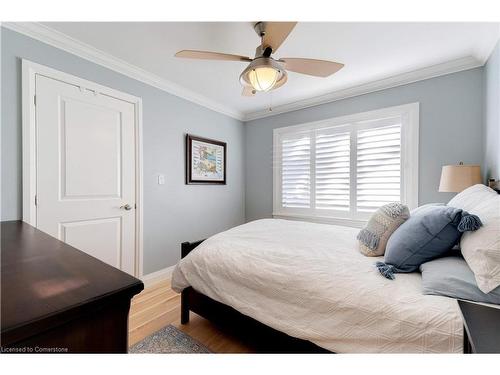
[{"x1": 22, "y1": 59, "x2": 144, "y2": 278}]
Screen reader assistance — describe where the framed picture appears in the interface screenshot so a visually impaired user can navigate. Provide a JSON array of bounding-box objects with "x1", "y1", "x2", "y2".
[{"x1": 186, "y1": 134, "x2": 226, "y2": 185}]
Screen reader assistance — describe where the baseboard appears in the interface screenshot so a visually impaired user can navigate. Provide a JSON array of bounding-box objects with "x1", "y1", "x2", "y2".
[{"x1": 141, "y1": 265, "x2": 175, "y2": 288}]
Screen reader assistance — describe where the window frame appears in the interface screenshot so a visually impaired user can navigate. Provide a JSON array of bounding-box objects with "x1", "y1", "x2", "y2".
[{"x1": 273, "y1": 102, "x2": 419, "y2": 228}]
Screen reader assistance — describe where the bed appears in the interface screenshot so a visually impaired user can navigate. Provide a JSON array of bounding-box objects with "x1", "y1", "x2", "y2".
[{"x1": 171, "y1": 218, "x2": 463, "y2": 353}]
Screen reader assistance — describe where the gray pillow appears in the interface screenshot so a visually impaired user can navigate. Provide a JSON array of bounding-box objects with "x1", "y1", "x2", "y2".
[
  {"x1": 420, "y1": 255, "x2": 500, "y2": 305},
  {"x1": 410, "y1": 202, "x2": 444, "y2": 215},
  {"x1": 376, "y1": 205, "x2": 482, "y2": 280}
]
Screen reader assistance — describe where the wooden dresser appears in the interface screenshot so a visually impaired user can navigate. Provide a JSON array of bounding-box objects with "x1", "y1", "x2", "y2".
[{"x1": 0, "y1": 221, "x2": 144, "y2": 353}]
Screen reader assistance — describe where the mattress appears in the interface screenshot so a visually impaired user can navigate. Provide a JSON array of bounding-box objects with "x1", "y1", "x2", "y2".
[{"x1": 171, "y1": 218, "x2": 463, "y2": 353}]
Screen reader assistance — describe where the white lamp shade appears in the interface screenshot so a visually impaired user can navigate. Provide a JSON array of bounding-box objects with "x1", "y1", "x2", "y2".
[{"x1": 439, "y1": 164, "x2": 482, "y2": 193}]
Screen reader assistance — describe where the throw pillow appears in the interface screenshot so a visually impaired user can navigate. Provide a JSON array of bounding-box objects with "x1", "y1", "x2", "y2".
[
  {"x1": 447, "y1": 184, "x2": 500, "y2": 293},
  {"x1": 376, "y1": 205, "x2": 481, "y2": 279},
  {"x1": 357, "y1": 203, "x2": 410, "y2": 257}
]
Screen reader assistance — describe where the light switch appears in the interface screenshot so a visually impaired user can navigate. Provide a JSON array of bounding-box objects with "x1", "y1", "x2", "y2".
[{"x1": 158, "y1": 174, "x2": 165, "y2": 185}]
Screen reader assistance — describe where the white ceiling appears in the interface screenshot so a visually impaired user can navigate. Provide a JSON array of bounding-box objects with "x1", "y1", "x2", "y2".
[{"x1": 41, "y1": 22, "x2": 500, "y2": 118}]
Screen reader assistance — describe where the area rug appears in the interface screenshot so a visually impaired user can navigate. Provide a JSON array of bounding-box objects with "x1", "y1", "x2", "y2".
[{"x1": 129, "y1": 325, "x2": 211, "y2": 353}]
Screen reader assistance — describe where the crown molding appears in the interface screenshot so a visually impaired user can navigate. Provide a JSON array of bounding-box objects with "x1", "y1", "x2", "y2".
[
  {"x1": 2, "y1": 22, "x2": 245, "y2": 121},
  {"x1": 243, "y1": 55, "x2": 483, "y2": 122},
  {"x1": 3, "y1": 22, "x2": 486, "y2": 124}
]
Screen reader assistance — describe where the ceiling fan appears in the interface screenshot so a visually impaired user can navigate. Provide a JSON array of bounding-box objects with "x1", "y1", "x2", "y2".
[{"x1": 174, "y1": 22, "x2": 344, "y2": 97}]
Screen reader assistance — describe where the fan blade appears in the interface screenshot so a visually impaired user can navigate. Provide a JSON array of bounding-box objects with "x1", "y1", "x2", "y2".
[
  {"x1": 242, "y1": 86, "x2": 256, "y2": 97},
  {"x1": 280, "y1": 58, "x2": 344, "y2": 77},
  {"x1": 261, "y1": 22, "x2": 297, "y2": 53},
  {"x1": 175, "y1": 50, "x2": 252, "y2": 62}
]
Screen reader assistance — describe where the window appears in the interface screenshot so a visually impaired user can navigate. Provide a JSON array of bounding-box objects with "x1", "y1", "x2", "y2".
[{"x1": 273, "y1": 103, "x2": 419, "y2": 226}]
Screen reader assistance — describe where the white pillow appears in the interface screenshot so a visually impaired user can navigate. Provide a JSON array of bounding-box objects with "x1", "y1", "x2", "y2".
[{"x1": 448, "y1": 184, "x2": 500, "y2": 293}]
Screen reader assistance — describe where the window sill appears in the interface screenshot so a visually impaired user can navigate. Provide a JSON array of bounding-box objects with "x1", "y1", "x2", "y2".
[{"x1": 272, "y1": 213, "x2": 366, "y2": 228}]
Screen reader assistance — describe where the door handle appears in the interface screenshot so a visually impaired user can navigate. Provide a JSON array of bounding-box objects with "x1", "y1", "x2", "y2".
[{"x1": 120, "y1": 204, "x2": 133, "y2": 211}]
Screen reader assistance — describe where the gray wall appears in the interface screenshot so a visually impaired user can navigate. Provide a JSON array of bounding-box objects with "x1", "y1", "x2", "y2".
[
  {"x1": 244, "y1": 68, "x2": 484, "y2": 221},
  {"x1": 0, "y1": 27, "x2": 245, "y2": 275},
  {"x1": 484, "y1": 39, "x2": 500, "y2": 180}
]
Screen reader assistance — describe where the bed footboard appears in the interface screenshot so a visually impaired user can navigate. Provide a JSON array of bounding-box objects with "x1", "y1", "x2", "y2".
[
  {"x1": 180, "y1": 240, "x2": 204, "y2": 324},
  {"x1": 178, "y1": 240, "x2": 329, "y2": 353},
  {"x1": 182, "y1": 286, "x2": 328, "y2": 353}
]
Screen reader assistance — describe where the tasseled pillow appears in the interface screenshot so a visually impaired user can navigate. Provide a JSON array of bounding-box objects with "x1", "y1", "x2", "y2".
[
  {"x1": 357, "y1": 203, "x2": 410, "y2": 257},
  {"x1": 375, "y1": 205, "x2": 482, "y2": 280}
]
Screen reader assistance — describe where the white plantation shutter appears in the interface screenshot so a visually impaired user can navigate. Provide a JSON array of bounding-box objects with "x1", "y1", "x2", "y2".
[
  {"x1": 281, "y1": 136, "x2": 311, "y2": 208},
  {"x1": 356, "y1": 124, "x2": 402, "y2": 212},
  {"x1": 274, "y1": 104, "x2": 418, "y2": 224},
  {"x1": 315, "y1": 131, "x2": 350, "y2": 211}
]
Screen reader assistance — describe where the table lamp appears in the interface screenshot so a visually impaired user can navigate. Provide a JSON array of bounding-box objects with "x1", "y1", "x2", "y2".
[{"x1": 439, "y1": 162, "x2": 482, "y2": 193}]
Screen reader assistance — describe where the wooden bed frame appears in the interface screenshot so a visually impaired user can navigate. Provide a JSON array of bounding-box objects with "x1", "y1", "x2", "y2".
[{"x1": 180, "y1": 240, "x2": 329, "y2": 353}]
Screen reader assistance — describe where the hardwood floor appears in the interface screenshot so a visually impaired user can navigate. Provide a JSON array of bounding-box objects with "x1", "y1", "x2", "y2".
[{"x1": 128, "y1": 279, "x2": 254, "y2": 353}]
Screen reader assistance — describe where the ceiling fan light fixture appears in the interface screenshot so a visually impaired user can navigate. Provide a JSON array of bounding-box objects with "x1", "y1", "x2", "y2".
[
  {"x1": 175, "y1": 22, "x2": 344, "y2": 98},
  {"x1": 248, "y1": 67, "x2": 279, "y2": 92},
  {"x1": 240, "y1": 58, "x2": 287, "y2": 92}
]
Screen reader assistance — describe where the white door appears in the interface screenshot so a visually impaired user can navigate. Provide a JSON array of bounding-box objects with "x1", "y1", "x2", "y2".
[{"x1": 35, "y1": 74, "x2": 137, "y2": 275}]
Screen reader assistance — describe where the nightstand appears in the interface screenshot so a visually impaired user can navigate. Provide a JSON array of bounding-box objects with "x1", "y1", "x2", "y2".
[{"x1": 458, "y1": 300, "x2": 500, "y2": 353}]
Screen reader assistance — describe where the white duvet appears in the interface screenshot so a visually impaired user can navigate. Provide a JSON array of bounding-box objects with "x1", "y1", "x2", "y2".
[{"x1": 171, "y1": 219, "x2": 463, "y2": 353}]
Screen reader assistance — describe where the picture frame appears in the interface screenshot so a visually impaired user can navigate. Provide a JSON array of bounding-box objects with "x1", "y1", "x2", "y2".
[{"x1": 186, "y1": 134, "x2": 226, "y2": 185}]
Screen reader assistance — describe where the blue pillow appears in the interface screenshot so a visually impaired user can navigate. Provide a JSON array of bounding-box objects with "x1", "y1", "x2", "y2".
[
  {"x1": 376, "y1": 205, "x2": 481, "y2": 280},
  {"x1": 420, "y1": 255, "x2": 500, "y2": 305}
]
